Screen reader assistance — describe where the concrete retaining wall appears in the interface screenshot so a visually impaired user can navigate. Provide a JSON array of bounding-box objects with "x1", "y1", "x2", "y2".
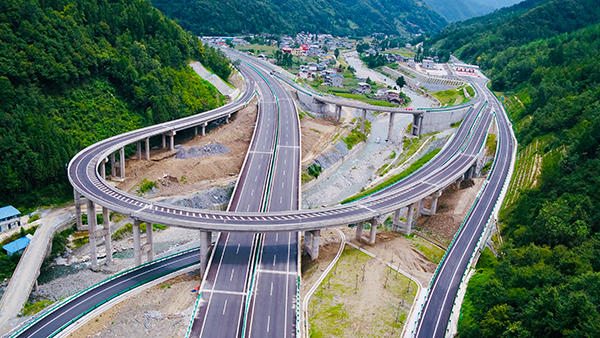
[
  {"x1": 297, "y1": 91, "x2": 331, "y2": 115},
  {"x1": 421, "y1": 106, "x2": 471, "y2": 135}
]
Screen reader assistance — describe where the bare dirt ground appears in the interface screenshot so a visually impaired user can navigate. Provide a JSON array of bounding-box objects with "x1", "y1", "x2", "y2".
[
  {"x1": 300, "y1": 116, "x2": 341, "y2": 165},
  {"x1": 416, "y1": 177, "x2": 486, "y2": 247},
  {"x1": 66, "y1": 272, "x2": 199, "y2": 338},
  {"x1": 116, "y1": 98, "x2": 258, "y2": 197}
]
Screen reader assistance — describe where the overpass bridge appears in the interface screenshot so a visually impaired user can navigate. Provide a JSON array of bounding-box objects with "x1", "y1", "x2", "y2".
[{"x1": 6, "y1": 53, "x2": 515, "y2": 338}]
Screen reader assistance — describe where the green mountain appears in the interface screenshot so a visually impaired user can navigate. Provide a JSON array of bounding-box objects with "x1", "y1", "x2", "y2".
[
  {"x1": 426, "y1": 0, "x2": 600, "y2": 63},
  {"x1": 0, "y1": 0, "x2": 231, "y2": 208},
  {"x1": 421, "y1": 0, "x2": 493, "y2": 22},
  {"x1": 422, "y1": 0, "x2": 600, "y2": 337},
  {"x1": 421, "y1": 0, "x2": 523, "y2": 22},
  {"x1": 150, "y1": 0, "x2": 447, "y2": 37}
]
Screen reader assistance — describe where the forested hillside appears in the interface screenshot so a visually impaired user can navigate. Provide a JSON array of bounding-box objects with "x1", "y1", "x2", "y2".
[
  {"x1": 425, "y1": 0, "x2": 600, "y2": 63},
  {"x1": 422, "y1": 1, "x2": 600, "y2": 336},
  {"x1": 150, "y1": 0, "x2": 447, "y2": 37},
  {"x1": 0, "y1": 0, "x2": 231, "y2": 209}
]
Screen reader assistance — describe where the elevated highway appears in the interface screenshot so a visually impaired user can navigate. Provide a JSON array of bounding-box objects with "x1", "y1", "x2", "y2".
[{"x1": 9, "y1": 52, "x2": 513, "y2": 338}]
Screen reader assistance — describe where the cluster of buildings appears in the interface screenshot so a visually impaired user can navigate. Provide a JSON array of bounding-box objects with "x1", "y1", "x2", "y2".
[{"x1": 0, "y1": 205, "x2": 30, "y2": 256}]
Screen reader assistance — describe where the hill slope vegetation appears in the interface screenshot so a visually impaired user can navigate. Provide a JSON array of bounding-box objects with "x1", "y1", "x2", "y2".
[
  {"x1": 150, "y1": 0, "x2": 447, "y2": 37},
  {"x1": 421, "y1": 0, "x2": 600, "y2": 336},
  {"x1": 0, "y1": 0, "x2": 231, "y2": 208}
]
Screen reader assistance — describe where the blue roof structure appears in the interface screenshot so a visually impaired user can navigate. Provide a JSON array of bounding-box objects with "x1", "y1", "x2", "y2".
[
  {"x1": 3, "y1": 236, "x2": 30, "y2": 255},
  {"x1": 0, "y1": 206, "x2": 20, "y2": 220}
]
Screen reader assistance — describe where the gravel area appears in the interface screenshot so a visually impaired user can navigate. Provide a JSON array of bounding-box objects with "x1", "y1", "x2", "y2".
[{"x1": 175, "y1": 143, "x2": 229, "y2": 160}]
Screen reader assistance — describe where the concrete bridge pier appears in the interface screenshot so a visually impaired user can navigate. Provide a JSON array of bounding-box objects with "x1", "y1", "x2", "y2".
[
  {"x1": 110, "y1": 153, "x2": 117, "y2": 179},
  {"x1": 226, "y1": 113, "x2": 231, "y2": 123},
  {"x1": 145, "y1": 137, "x2": 150, "y2": 160},
  {"x1": 420, "y1": 190, "x2": 443, "y2": 216},
  {"x1": 119, "y1": 147, "x2": 125, "y2": 179},
  {"x1": 162, "y1": 134, "x2": 166, "y2": 149},
  {"x1": 412, "y1": 113, "x2": 424, "y2": 136},
  {"x1": 169, "y1": 133, "x2": 175, "y2": 151},
  {"x1": 304, "y1": 230, "x2": 321, "y2": 260},
  {"x1": 102, "y1": 207, "x2": 113, "y2": 264},
  {"x1": 361, "y1": 109, "x2": 367, "y2": 133},
  {"x1": 194, "y1": 126, "x2": 198, "y2": 136},
  {"x1": 368, "y1": 219, "x2": 377, "y2": 245},
  {"x1": 355, "y1": 219, "x2": 377, "y2": 244},
  {"x1": 133, "y1": 220, "x2": 154, "y2": 266},
  {"x1": 387, "y1": 113, "x2": 395, "y2": 142},
  {"x1": 74, "y1": 189, "x2": 87, "y2": 230},
  {"x1": 455, "y1": 178, "x2": 463, "y2": 190},
  {"x1": 137, "y1": 141, "x2": 142, "y2": 160},
  {"x1": 355, "y1": 221, "x2": 364, "y2": 240},
  {"x1": 468, "y1": 163, "x2": 478, "y2": 179},
  {"x1": 335, "y1": 105, "x2": 342, "y2": 122},
  {"x1": 199, "y1": 230, "x2": 212, "y2": 276},
  {"x1": 202, "y1": 122, "x2": 207, "y2": 136},
  {"x1": 99, "y1": 158, "x2": 106, "y2": 180},
  {"x1": 392, "y1": 209, "x2": 401, "y2": 232},
  {"x1": 87, "y1": 199, "x2": 99, "y2": 270}
]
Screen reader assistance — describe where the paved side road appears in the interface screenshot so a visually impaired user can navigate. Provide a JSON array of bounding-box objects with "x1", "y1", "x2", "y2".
[{"x1": 0, "y1": 210, "x2": 73, "y2": 334}]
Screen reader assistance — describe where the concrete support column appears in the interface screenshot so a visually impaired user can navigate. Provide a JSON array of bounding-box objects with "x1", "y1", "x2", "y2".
[
  {"x1": 455, "y1": 178, "x2": 462, "y2": 190},
  {"x1": 146, "y1": 223, "x2": 154, "y2": 262},
  {"x1": 74, "y1": 189, "x2": 83, "y2": 230},
  {"x1": 405, "y1": 203, "x2": 416, "y2": 235},
  {"x1": 202, "y1": 122, "x2": 207, "y2": 136},
  {"x1": 133, "y1": 220, "x2": 142, "y2": 266},
  {"x1": 304, "y1": 231, "x2": 312, "y2": 257},
  {"x1": 169, "y1": 134, "x2": 175, "y2": 151},
  {"x1": 110, "y1": 153, "x2": 117, "y2": 179},
  {"x1": 311, "y1": 230, "x2": 320, "y2": 260},
  {"x1": 430, "y1": 190, "x2": 442, "y2": 215},
  {"x1": 392, "y1": 209, "x2": 401, "y2": 232},
  {"x1": 470, "y1": 164, "x2": 478, "y2": 179},
  {"x1": 335, "y1": 105, "x2": 342, "y2": 122},
  {"x1": 412, "y1": 113, "x2": 424, "y2": 136},
  {"x1": 87, "y1": 200, "x2": 98, "y2": 270},
  {"x1": 119, "y1": 147, "x2": 125, "y2": 179},
  {"x1": 99, "y1": 159, "x2": 105, "y2": 180},
  {"x1": 417, "y1": 199, "x2": 425, "y2": 217},
  {"x1": 387, "y1": 113, "x2": 395, "y2": 142},
  {"x1": 102, "y1": 207, "x2": 112, "y2": 264},
  {"x1": 145, "y1": 137, "x2": 150, "y2": 160},
  {"x1": 194, "y1": 126, "x2": 198, "y2": 136},
  {"x1": 356, "y1": 222, "x2": 364, "y2": 240},
  {"x1": 199, "y1": 231, "x2": 212, "y2": 276},
  {"x1": 137, "y1": 141, "x2": 142, "y2": 160},
  {"x1": 368, "y1": 219, "x2": 377, "y2": 245},
  {"x1": 361, "y1": 109, "x2": 367, "y2": 133},
  {"x1": 162, "y1": 134, "x2": 166, "y2": 149},
  {"x1": 226, "y1": 114, "x2": 231, "y2": 123}
]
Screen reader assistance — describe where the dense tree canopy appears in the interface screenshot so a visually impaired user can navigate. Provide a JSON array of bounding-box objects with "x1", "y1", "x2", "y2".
[
  {"x1": 150, "y1": 0, "x2": 447, "y2": 37},
  {"x1": 0, "y1": 0, "x2": 231, "y2": 209},
  {"x1": 425, "y1": 0, "x2": 600, "y2": 65},
  {"x1": 445, "y1": 6, "x2": 600, "y2": 337}
]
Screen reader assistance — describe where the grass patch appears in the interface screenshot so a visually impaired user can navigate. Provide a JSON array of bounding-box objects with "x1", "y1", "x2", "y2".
[
  {"x1": 335, "y1": 93, "x2": 396, "y2": 107},
  {"x1": 432, "y1": 88, "x2": 469, "y2": 107},
  {"x1": 28, "y1": 214, "x2": 40, "y2": 223},
  {"x1": 485, "y1": 134, "x2": 497, "y2": 156},
  {"x1": 308, "y1": 246, "x2": 416, "y2": 338},
  {"x1": 466, "y1": 86, "x2": 475, "y2": 97},
  {"x1": 22, "y1": 300, "x2": 54, "y2": 316},
  {"x1": 342, "y1": 149, "x2": 440, "y2": 204},
  {"x1": 137, "y1": 179, "x2": 156, "y2": 195},
  {"x1": 451, "y1": 119, "x2": 463, "y2": 128},
  {"x1": 342, "y1": 120, "x2": 371, "y2": 150},
  {"x1": 111, "y1": 222, "x2": 168, "y2": 241},
  {"x1": 412, "y1": 237, "x2": 445, "y2": 264}
]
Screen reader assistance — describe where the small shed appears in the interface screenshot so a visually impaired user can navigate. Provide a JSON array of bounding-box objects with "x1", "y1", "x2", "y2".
[{"x1": 2, "y1": 235, "x2": 32, "y2": 255}]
